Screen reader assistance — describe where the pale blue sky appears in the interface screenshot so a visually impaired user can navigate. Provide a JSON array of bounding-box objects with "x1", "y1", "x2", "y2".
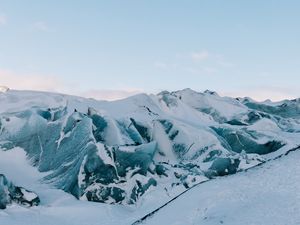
[{"x1": 0, "y1": 1, "x2": 299, "y2": 100}]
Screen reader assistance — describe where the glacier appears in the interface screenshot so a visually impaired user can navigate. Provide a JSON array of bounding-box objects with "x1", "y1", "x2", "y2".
[{"x1": 0, "y1": 88, "x2": 299, "y2": 224}]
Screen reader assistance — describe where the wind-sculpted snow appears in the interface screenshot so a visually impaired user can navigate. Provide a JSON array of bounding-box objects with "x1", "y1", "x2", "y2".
[{"x1": 0, "y1": 89, "x2": 299, "y2": 205}]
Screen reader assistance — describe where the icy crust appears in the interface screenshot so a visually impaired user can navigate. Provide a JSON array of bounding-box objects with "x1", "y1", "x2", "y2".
[
  {"x1": 0, "y1": 174, "x2": 40, "y2": 209},
  {"x1": 0, "y1": 89, "x2": 299, "y2": 205}
]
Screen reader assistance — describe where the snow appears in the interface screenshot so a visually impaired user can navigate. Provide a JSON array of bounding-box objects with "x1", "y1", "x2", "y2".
[
  {"x1": 0, "y1": 88, "x2": 299, "y2": 225},
  {"x1": 142, "y1": 150, "x2": 300, "y2": 225},
  {"x1": 20, "y1": 188, "x2": 38, "y2": 201},
  {"x1": 174, "y1": 88, "x2": 248, "y2": 120},
  {"x1": 152, "y1": 121, "x2": 176, "y2": 161},
  {"x1": 2, "y1": 147, "x2": 299, "y2": 225},
  {"x1": 0, "y1": 86, "x2": 9, "y2": 93},
  {"x1": 0, "y1": 148, "x2": 132, "y2": 225},
  {"x1": 96, "y1": 143, "x2": 115, "y2": 166},
  {"x1": 247, "y1": 118, "x2": 281, "y2": 132},
  {"x1": 0, "y1": 148, "x2": 180, "y2": 225}
]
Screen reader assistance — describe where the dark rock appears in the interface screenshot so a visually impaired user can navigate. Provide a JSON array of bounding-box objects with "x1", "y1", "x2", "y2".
[
  {"x1": 0, "y1": 174, "x2": 40, "y2": 209},
  {"x1": 209, "y1": 158, "x2": 240, "y2": 176}
]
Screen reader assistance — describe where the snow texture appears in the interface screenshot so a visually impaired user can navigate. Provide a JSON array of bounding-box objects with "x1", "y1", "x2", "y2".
[{"x1": 0, "y1": 88, "x2": 299, "y2": 224}]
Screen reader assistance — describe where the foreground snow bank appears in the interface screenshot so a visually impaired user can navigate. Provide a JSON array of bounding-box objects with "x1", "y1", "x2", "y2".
[
  {"x1": 1, "y1": 147, "x2": 299, "y2": 225},
  {"x1": 142, "y1": 150, "x2": 300, "y2": 225}
]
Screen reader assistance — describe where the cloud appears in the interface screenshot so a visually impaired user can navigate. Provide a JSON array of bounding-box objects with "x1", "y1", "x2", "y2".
[
  {"x1": 154, "y1": 62, "x2": 178, "y2": 70},
  {"x1": 155, "y1": 50, "x2": 235, "y2": 76},
  {"x1": 221, "y1": 86, "x2": 299, "y2": 102},
  {"x1": 191, "y1": 51, "x2": 209, "y2": 61},
  {"x1": 0, "y1": 69, "x2": 64, "y2": 92},
  {"x1": 192, "y1": 51, "x2": 234, "y2": 67},
  {"x1": 0, "y1": 69, "x2": 141, "y2": 101},
  {"x1": 80, "y1": 89, "x2": 142, "y2": 101},
  {"x1": 214, "y1": 54, "x2": 235, "y2": 68},
  {"x1": 217, "y1": 61, "x2": 235, "y2": 68},
  {"x1": 191, "y1": 51, "x2": 235, "y2": 69},
  {"x1": 184, "y1": 66, "x2": 217, "y2": 75},
  {"x1": 1, "y1": 69, "x2": 298, "y2": 102},
  {"x1": 32, "y1": 21, "x2": 51, "y2": 32},
  {"x1": 154, "y1": 62, "x2": 169, "y2": 69},
  {"x1": 203, "y1": 67, "x2": 218, "y2": 74},
  {"x1": 0, "y1": 14, "x2": 7, "y2": 26}
]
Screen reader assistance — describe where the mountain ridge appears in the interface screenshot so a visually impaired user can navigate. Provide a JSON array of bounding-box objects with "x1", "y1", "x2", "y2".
[{"x1": 0, "y1": 88, "x2": 299, "y2": 206}]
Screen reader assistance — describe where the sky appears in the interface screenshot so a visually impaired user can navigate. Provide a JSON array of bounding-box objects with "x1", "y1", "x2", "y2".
[{"x1": 0, "y1": 0, "x2": 299, "y2": 101}]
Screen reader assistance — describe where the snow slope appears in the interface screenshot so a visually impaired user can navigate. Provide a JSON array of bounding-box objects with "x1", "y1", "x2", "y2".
[{"x1": 141, "y1": 149, "x2": 300, "y2": 225}]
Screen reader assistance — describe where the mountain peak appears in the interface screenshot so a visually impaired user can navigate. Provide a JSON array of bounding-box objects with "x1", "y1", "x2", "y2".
[{"x1": 203, "y1": 89, "x2": 219, "y2": 96}]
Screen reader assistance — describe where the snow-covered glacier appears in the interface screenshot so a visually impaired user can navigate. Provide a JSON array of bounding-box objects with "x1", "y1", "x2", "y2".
[{"x1": 0, "y1": 88, "x2": 300, "y2": 224}]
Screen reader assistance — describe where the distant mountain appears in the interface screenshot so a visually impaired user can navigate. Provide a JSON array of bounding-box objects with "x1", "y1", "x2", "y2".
[{"x1": 0, "y1": 88, "x2": 299, "y2": 206}]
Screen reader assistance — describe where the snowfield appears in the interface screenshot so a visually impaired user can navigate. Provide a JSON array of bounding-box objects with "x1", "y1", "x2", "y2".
[
  {"x1": 0, "y1": 89, "x2": 299, "y2": 225},
  {"x1": 141, "y1": 150, "x2": 300, "y2": 225}
]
